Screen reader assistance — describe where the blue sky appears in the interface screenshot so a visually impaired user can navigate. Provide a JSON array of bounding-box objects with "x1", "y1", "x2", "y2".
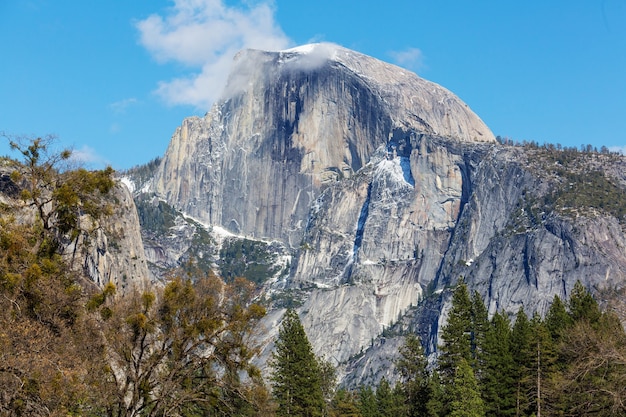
[{"x1": 1, "y1": 1, "x2": 625, "y2": 169}]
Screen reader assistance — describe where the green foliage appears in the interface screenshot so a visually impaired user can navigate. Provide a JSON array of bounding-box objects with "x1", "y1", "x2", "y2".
[
  {"x1": 0, "y1": 136, "x2": 270, "y2": 416},
  {"x1": 448, "y1": 359, "x2": 485, "y2": 417},
  {"x1": 547, "y1": 169, "x2": 626, "y2": 221},
  {"x1": 374, "y1": 378, "x2": 407, "y2": 417},
  {"x1": 438, "y1": 280, "x2": 473, "y2": 383},
  {"x1": 219, "y1": 237, "x2": 280, "y2": 284},
  {"x1": 100, "y1": 273, "x2": 269, "y2": 416},
  {"x1": 569, "y1": 280, "x2": 601, "y2": 324},
  {"x1": 520, "y1": 145, "x2": 626, "y2": 222},
  {"x1": 544, "y1": 294, "x2": 572, "y2": 343},
  {"x1": 134, "y1": 193, "x2": 177, "y2": 234},
  {"x1": 358, "y1": 386, "x2": 377, "y2": 417},
  {"x1": 271, "y1": 308, "x2": 325, "y2": 416},
  {"x1": 330, "y1": 389, "x2": 362, "y2": 417},
  {"x1": 395, "y1": 334, "x2": 429, "y2": 417}
]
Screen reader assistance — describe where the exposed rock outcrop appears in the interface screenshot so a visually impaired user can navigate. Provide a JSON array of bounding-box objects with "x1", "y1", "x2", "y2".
[
  {"x1": 143, "y1": 43, "x2": 626, "y2": 386},
  {"x1": 76, "y1": 182, "x2": 151, "y2": 292}
]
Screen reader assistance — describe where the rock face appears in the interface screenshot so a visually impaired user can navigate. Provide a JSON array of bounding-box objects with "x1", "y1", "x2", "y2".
[
  {"x1": 153, "y1": 44, "x2": 494, "y2": 249},
  {"x1": 76, "y1": 182, "x2": 151, "y2": 292},
  {"x1": 0, "y1": 170, "x2": 151, "y2": 293},
  {"x1": 147, "y1": 43, "x2": 626, "y2": 385}
]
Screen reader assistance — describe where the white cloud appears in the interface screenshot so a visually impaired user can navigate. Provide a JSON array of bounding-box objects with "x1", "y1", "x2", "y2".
[
  {"x1": 70, "y1": 145, "x2": 110, "y2": 168},
  {"x1": 136, "y1": 0, "x2": 291, "y2": 109},
  {"x1": 609, "y1": 145, "x2": 626, "y2": 155},
  {"x1": 389, "y1": 47, "x2": 425, "y2": 72},
  {"x1": 109, "y1": 97, "x2": 138, "y2": 113}
]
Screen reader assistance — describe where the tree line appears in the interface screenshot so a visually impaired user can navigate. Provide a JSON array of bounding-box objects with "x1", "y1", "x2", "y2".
[{"x1": 285, "y1": 280, "x2": 626, "y2": 417}]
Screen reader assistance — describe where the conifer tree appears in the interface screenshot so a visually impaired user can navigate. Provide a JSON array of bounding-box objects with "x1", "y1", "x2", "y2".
[
  {"x1": 527, "y1": 313, "x2": 559, "y2": 417},
  {"x1": 396, "y1": 334, "x2": 430, "y2": 417},
  {"x1": 375, "y1": 378, "x2": 394, "y2": 417},
  {"x1": 511, "y1": 308, "x2": 532, "y2": 417},
  {"x1": 448, "y1": 358, "x2": 485, "y2": 417},
  {"x1": 438, "y1": 280, "x2": 473, "y2": 383},
  {"x1": 426, "y1": 372, "x2": 445, "y2": 417},
  {"x1": 271, "y1": 308, "x2": 325, "y2": 417},
  {"x1": 374, "y1": 378, "x2": 406, "y2": 417},
  {"x1": 481, "y1": 312, "x2": 516, "y2": 417},
  {"x1": 358, "y1": 386, "x2": 377, "y2": 417},
  {"x1": 470, "y1": 291, "x2": 489, "y2": 384},
  {"x1": 433, "y1": 280, "x2": 476, "y2": 416},
  {"x1": 329, "y1": 389, "x2": 362, "y2": 417},
  {"x1": 568, "y1": 280, "x2": 601, "y2": 324},
  {"x1": 544, "y1": 294, "x2": 572, "y2": 343}
]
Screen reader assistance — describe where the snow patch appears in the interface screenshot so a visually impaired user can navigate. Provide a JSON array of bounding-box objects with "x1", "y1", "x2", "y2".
[
  {"x1": 279, "y1": 43, "x2": 341, "y2": 71},
  {"x1": 282, "y1": 44, "x2": 319, "y2": 54},
  {"x1": 119, "y1": 177, "x2": 135, "y2": 193},
  {"x1": 375, "y1": 157, "x2": 414, "y2": 187}
]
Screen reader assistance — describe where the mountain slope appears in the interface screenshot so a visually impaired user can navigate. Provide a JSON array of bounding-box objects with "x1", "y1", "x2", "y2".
[{"x1": 141, "y1": 43, "x2": 626, "y2": 385}]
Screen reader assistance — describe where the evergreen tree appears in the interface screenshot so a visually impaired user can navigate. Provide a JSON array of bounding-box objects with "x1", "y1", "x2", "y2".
[
  {"x1": 448, "y1": 358, "x2": 485, "y2": 417},
  {"x1": 271, "y1": 308, "x2": 325, "y2": 417},
  {"x1": 329, "y1": 389, "x2": 362, "y2": 417},
  {"x1": 396, "y1": 334, "x2": 430, "y2": 417},
  {"x1": 568, "y1": 280, "x2": 601, "y2": 324},
  {"x1": 510, "y1": 308, "x2": 532, "y2": 417},
  {"x1": 438, "y1": 280, "x2": 473, "y2": 383},
  {"x1": 375, "y1": 378, "x2": 406, "y2": 417},
  {"x1": 470, "y1": 291, "x2": 489, "y2": 368},
  {"x1": 544, "y1": 294, "x2": 572, "y2": 343},
  {"x1": 375, "y1": 378, "x2": 394, "y2": 417},
  {"x1": 434, "y1": 280, "x2": 475, "y2": 416},
  {"x1": 358, "y1": 386, "x2": 377, "y2": 417},
  {"x1": 527, "y1": 313, "x2": 559, "y2": 417},
  {"x1": 426, "y1": 372, "x2": 445, "y2": 417},
  {"x1": 481, "y1": 312, "x2": 516, "y2": 417}
]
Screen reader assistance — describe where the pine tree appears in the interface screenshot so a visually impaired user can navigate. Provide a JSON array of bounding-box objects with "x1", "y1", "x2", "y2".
[
  {"x1": 448, "y1": 358, "x2": 485, "y2": 417},
  {"x1": 481, "y1": 312, "x2": 516, "y2": 417},
  {"x1": 511, "y1": 308, "x2": 532, "y2": 417},
  {"x1": 426, "y1": 372, "x2": 445, "y2": 417},
  {"x1": 438, "y1": 280, "x2": 473, "y2": 383},
  {"x1": 568, "y1": 280, "x2": 601, "y2": 324},
  {"x1": 375, "y1": 378, "x2": 394, "y2": 417},
  {"x1": 271, "y1": 308, "x2": 325, "y2": 417},
  {"x1": 434, "y1": 280, "x2": 475, "y2": 416},
  {"x1": 470, "y1": 291, "x2": 489, "y2": 366},
  {"x1": 358, "y1": 386, "x2": 378, "y2": 417},
  {"x1": 329, "y1": 389, "x2": 362, "y2": 417},
  {"x1": 396, "y1": 334, "x2": 430, "y2": 417},
  {"x1": 527, "y1": 313, "x2": 559, "y2": 417},
  {"x1": 544, "y1": 294, "x2": 572, "y2": 343},
  {"x1": 375, "y1": 378, "x2": 406, "y2": 417}
]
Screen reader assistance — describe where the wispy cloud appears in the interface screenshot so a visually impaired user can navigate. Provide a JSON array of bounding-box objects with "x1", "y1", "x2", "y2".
[
  {"x1": 70, "y1": 145, "x2": 110, "y2": 168},
  {"x1": 609, "y1": 145, "x2": 626, "y2": 155},
  {"x1": 389, "y1": 47, "x2": 425, "y2": 72},
  {"x1": 109, "y1": 97, "x2": 138, "y2": 113},
  {"x1": 136, "y1": 0, "x2": 291, "y2": 110}
]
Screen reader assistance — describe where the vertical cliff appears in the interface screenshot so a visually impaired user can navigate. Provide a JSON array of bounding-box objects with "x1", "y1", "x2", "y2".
[
  {"x1": 153, "y1": 44, "x2": 494, "y2": 248},
  {"x1": 145, "y1": 43, "x2": 626, "y2": 385}
]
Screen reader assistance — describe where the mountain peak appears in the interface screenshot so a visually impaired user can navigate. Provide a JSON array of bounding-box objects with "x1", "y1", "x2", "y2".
[{"x1": 226, "y1": 43, "x2": 495, "y2": 144}]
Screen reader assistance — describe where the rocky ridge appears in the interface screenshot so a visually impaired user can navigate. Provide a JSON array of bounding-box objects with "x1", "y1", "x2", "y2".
[{"x1": 128, "y1": 44, "x2": 626, "y2": 386}]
